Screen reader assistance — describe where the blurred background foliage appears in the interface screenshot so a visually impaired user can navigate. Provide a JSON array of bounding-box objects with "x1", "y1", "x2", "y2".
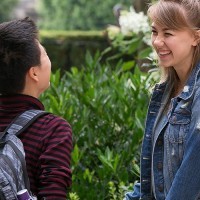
[
  {"x1": 37, "y1": 0, "x2": 131, "y2": 30},
  {"x1": 0, "y1": 0, "x2": 19, "y2": 22},
  {"x1": 0, "y1": 0, "x2": 150, "y2": 30}
]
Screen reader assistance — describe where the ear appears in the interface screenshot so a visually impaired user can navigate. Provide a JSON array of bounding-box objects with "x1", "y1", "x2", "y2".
[
  {"x1": 193, "y1": 30, "x2": 200, "y2": 46},
  {"x1": 28, "y1": 66, "x2": 39, "y2": 82}
]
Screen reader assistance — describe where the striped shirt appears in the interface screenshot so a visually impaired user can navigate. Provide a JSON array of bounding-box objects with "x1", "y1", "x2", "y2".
[{"x1": 0, "y1": 94, "x2": 72, "y2": 200}]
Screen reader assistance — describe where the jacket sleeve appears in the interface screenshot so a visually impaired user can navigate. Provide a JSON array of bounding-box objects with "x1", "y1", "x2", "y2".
[
  {"x1": 166, "y1": 91, "x2": 200, "y2": 200},
  {"x1": 124, "y1": 182, "x2": 141, "y2": 200}
]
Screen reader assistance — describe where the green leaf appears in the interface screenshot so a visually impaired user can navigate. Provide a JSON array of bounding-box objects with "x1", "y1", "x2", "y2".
[{"x1": 122, "y1": 61, "x2": 135, "y2": 71}]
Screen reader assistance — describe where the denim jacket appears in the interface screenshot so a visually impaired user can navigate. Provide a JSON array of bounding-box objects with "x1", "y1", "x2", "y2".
[{"x1": 125, "y1": 62, "x2": 200, "y2": 200}]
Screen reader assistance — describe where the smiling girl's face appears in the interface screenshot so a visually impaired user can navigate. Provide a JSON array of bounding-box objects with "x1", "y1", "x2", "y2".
[{"x1": 151, "y1": 22, "x2": 197, "y2": 72}]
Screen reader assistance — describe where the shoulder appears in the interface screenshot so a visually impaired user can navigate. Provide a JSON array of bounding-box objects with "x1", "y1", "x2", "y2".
[
  {"x1": 34, "y1": 112, "x2": 72, "y2": 138},
  {"x1": 40, "y1": 113, "x2": 71, "y2": 127}
]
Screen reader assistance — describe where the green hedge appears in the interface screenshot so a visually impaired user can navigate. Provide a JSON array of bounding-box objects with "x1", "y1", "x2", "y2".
[
  {"x1": 40, "y1": 30, "x2": 111, "y2": 72},
  {"x1": 40, "y1": 51, "x2": 158, "y2": 199}
]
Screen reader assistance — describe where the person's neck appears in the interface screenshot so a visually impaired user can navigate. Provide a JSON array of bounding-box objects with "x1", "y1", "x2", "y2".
[{"x1": 172, "y1": 80, "x2": 186, "y2": 97}]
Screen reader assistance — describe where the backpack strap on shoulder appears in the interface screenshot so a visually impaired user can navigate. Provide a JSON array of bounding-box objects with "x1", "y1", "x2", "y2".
[
  {"x1": 3, "y1": 109, "x2": 49, "y2": 137},
  {"x1": 0, "y1": 109, "x2": 49, "y2": 195}
]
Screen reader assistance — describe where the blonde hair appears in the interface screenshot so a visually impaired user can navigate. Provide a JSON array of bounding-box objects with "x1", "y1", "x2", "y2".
[{"x1": 148, "y1": 0, "x2": 200, "y2": 83}]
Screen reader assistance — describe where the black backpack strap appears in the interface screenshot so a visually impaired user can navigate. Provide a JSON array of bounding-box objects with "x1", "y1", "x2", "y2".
[{"x1": 2, "y1": 109, "x2": 49, "y2": 138}]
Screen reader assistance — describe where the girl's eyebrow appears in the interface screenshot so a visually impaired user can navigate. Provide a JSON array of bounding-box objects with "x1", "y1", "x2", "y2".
[{"x1": 151, "y1": 25, "x2": 171, "y2": 31}]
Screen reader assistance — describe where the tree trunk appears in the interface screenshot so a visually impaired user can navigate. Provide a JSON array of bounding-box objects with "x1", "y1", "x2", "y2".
[{"x1": 132, "y1": 0, "x2": 151, "y2": 13}]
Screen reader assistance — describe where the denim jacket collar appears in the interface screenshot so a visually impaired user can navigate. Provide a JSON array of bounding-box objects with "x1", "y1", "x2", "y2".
[{"x1": 179, "y1": 62, "x2": 200, "y2": 100}]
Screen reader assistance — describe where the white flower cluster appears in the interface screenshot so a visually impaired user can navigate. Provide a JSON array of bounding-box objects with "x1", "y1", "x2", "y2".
[
  {"x1": 119, "y1": 7, "x2": 150, "y2": 35},
  {"x1": 119, "y1": 7, "x2": 151, "y2": 45}
]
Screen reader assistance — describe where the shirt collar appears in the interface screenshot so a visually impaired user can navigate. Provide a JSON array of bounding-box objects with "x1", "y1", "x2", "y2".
[{"x1": 0, "y1": 94, "x2": 44, "y2": 110}]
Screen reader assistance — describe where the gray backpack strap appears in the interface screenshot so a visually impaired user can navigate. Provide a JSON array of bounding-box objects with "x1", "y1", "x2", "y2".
[
  {"x1": 0, "y1": 109, "x2": 48, "y2": 195},
  {"x1": 1, "y1": 109, "x2": 48, "y2": 139}
]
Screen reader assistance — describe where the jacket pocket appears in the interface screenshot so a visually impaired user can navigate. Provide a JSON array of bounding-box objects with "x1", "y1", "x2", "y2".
[
  {"x1": 168, "y1": 99, "x2": 191, "y2": 143},
  {"x1": 164, "y1": 104, "x2": 191, "y2": 179},
  {"x1": 168, "y1": 112, "x2": 190, "y2": 143}
]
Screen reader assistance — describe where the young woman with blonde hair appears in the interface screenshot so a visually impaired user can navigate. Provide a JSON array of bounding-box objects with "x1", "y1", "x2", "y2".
[{"x1": 125, "y1": 0, "x2": 200, "y2": 199}]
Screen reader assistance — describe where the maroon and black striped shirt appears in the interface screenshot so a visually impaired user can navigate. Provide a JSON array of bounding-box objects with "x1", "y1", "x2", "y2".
[{"x1": 0, "y1": 94, "x2": 72, "y2": 200}]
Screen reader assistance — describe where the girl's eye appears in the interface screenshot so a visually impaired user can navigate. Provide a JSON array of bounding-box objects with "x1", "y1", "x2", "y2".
[
  {"x1": 151, "y1": 30, "x2": 157, "y2": 35},
  {"x1": 165, "y1": 32, "x2": 173, "y2": 36}
]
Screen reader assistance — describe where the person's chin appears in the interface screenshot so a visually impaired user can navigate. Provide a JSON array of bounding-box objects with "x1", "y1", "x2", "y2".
[{"x1": 158, "y1": 60, "x2": 172, "y2": 68}]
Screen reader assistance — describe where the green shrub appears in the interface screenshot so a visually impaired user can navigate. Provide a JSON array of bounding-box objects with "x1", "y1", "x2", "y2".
[
  {"x1": 40, "y1": 30, "x2": 110, "y2": 72},
  {"x1": 40, "y1": 51, "x2": 158, "y2": 199}
]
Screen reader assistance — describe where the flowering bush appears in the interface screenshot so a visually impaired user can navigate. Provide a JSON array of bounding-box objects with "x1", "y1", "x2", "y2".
[
  {"x1": 119, "y1": 7, "x2": 151, "y2": 46},
  {"x1": 105, "y1": 6, "x2": 156, "y2": 70}
]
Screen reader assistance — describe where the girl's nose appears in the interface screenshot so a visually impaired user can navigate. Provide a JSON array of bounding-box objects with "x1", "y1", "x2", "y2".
[{"x1": 152, "y1": 35, "x2": 164, "y2": 47}]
